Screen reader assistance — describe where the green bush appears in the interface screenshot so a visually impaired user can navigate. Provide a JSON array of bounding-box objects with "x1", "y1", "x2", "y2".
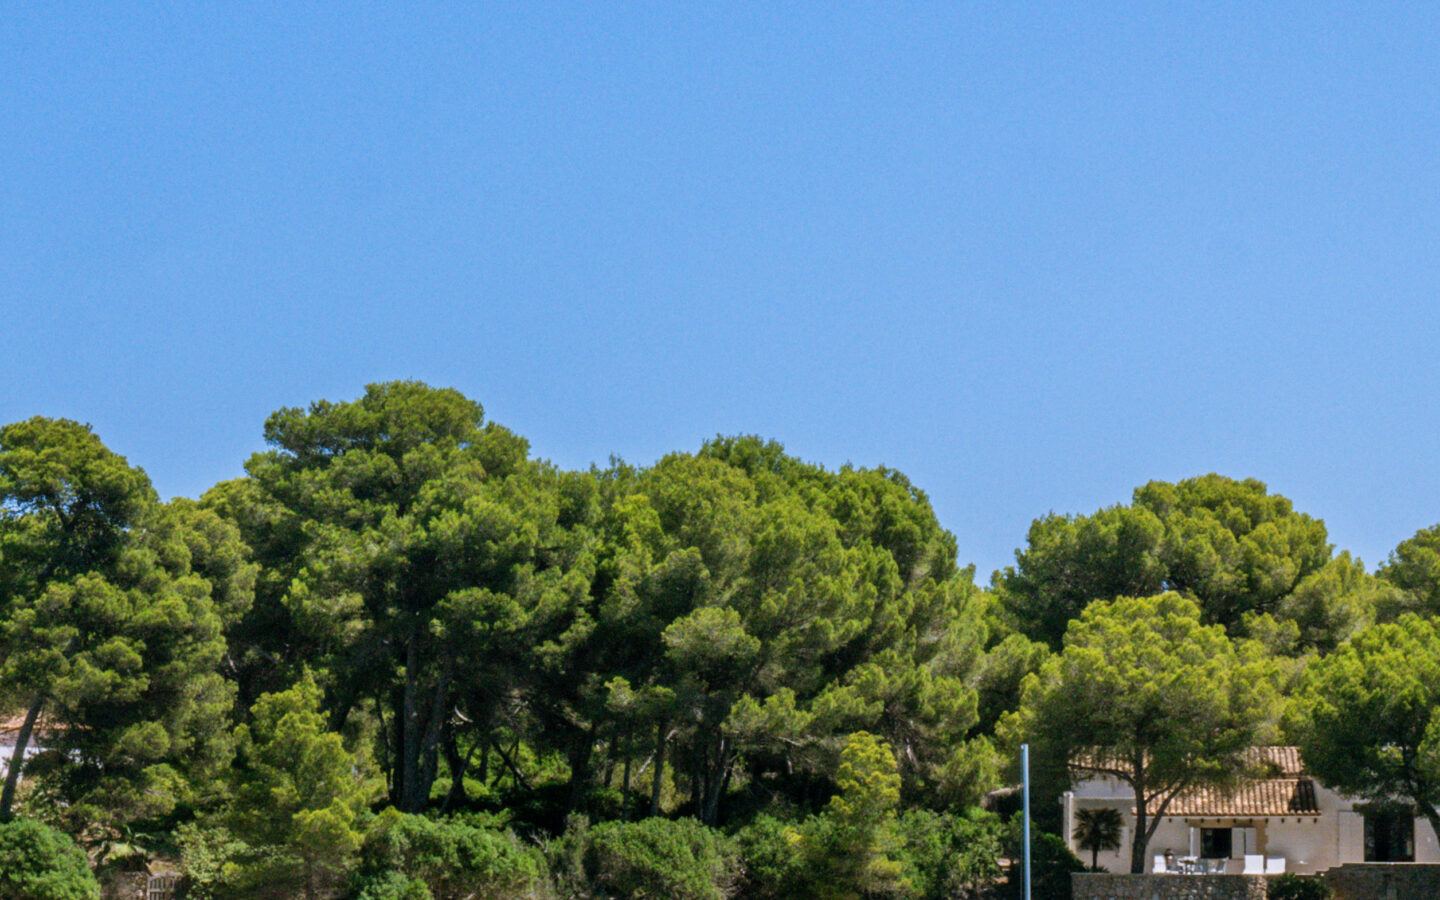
[
  {"x1": 586, "y1": 817, "x2": 739, "y2": 900},
  {"x1": 352, "y1": 872, "x2": 434, "y2": 900},
  {"x1": 542, "y1": 814, "x2": 591, "y2": 896},
  {"x1": 799, "y1": 812, "x2": 917, "y2": 900},
  {"x1": 734, "y1": 815, "x2": 807, "y2": 899},
  {"x1": 356, "y1": 810, "x2": 545, "y2": 900},
  {"x1": 0, "y1": 818, "x2": 100, "y2": 900},
  {"x1": 174, "y1": 822, "x2": 250, "y2": 900},
  {"x1": 741, "y1": 809, "x2": 1005, "y2": 900},
  {"x1": 1267, "y1": 874, "x2": 1332, "y2": 900},
  {"x1": 1003, "y1": 818, "x2": 1083, "y2": 900},
  {"x1": 898, "y1": 809, "x2": 1003, "y2": 900}
]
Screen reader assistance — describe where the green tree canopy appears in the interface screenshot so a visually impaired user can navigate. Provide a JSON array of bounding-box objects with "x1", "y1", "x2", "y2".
[
  {"x1": 1245, "y1": 551, "x2": 1405, "y2": 656},
  {"x1": 224, "y1": 673, "x2": 376, "y2": 900},
  {"x1": 0, "y1": 418, "x2": 243, "y2": 840},
  {"x1": 1377, "y1": 524, "x2": 1440, "y2": 617},
  {"x1": 997, "y1": 475, "x2": 1335, "y2": 646},
  {"x1": 818, "y1": 731, "x2": 909, "y2": 899},
  {"x1": 1293, "y1": 614, "x2": 1440, "y2": 841},
  {"x1": 1009, "y1": 592, "x2": 1277, "y2": 873},
  {"x1": 593, "y1": 438, "x2": 994, "y2": 823},
  {"x1": 215, "y1": 382, "x2": 591, "y2": 813}
]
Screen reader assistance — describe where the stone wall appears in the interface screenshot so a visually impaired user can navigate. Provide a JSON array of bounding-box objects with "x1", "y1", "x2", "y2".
[
  {"x1": 99, "y1": 871, "x2": 179, "y2": 900},
  {"x1": 1072, "y1": 874, "x2": 1267, "y2": 900},
  {"x1": 99, "y1": 871, "x2": 148, "y2": 900},
  {"x1": 1320, "y1": 863, "x2": 1440, "y2": 900}
]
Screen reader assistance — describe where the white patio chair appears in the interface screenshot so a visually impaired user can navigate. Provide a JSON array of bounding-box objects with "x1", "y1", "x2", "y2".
[
  {"x1": 1265, "y1": 857, "x2": 1286, "y2": 874},
  {"x1": 1153, "y1": 854, "x2": 1168, "y2": 873},
  {"x1": 1242, "y1": 854, "x2": 1264, "y2": 874}
]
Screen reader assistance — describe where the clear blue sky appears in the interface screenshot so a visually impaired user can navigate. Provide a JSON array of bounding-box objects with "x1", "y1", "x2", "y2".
[{"x1": 5, "y1": 3, "x2": 1439, "y2": 579}]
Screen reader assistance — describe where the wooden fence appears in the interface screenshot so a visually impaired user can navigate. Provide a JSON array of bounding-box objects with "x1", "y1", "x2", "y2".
[{"x1": 145, "y1": 874, "x2": 179, "y2": 900}]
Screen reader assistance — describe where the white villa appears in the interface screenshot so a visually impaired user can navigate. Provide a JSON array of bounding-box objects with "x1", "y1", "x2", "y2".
[{"x1": 1063, "y1": 747, "x2": 1440, "y2": 875}]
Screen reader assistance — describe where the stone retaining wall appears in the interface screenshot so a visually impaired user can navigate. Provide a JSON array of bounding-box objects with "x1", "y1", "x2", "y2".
[
  {"x1": 1320, "y1": 863, "x2": 1440, "y2": 900},
  {"x1": 99, "y1": 871, "x2": 147, "y2": 900},
  {"x1": 1072, "y1": 874, "x2": 1267, "y2": 900}
]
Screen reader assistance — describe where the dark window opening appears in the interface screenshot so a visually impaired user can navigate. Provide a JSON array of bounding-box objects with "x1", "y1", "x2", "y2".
[
  {"x1": 1364, "y1": 811, "x2": 1415, "y2": 862},
  {"x1": 1200, "y1": 827, "x2": 1232, "y2": 859}
]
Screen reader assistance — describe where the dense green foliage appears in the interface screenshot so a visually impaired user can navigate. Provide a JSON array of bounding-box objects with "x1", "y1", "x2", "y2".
[
  {"x1": 0, "y1": 418, "x2": 244, "y2": 840},
  {"x1": 1378, "y1": 525, "x2": 1440, "y2": 616},
  {"x1": 354, "y1": 810, "x2": 545, "y2": 900},
  {"x1": 897, "y1": 809, "x2": 1002, "y2": 899},
  {"x1": 221, "y1": 674, "x2": 376, "y2": 899},
  {"x1": 2, "y1": 382, "x2": 1437, "y2": 896},
  {"x1": 1002, "y1": 820, "x2": 1084, "y2": 900},
  {"x1": 584, "y1": 817, "x2": 738, "y2": 900},
  {"x1": 994, "y1": 475, "x2": 1375, "y2": 646},
  {"x1": 0, "y1": 818, "x2": 99, "y2": 900},
  {"x1": 1293, "y1": 614, "x2": 1440, "y2": 840}
]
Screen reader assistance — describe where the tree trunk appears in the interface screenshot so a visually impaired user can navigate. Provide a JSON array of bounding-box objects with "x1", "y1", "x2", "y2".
[
  {"x1": 649, "y1": 721, "x2": 668, "y2": 817},
  {"x1": 492, "y1": 738, "x2": 532, "y2": 791},
  {"x1": 1129, "y1": 771, "x2": 1148, "y2": 874},
  {"x1": 1130, "y1": 806, "x2": 1147, "y2": 873},
  {"x1": 416, "y1": 662, "x2": 452, "y2": 810},
  {"x1": 388, "y1": 683, "x2": 407, "y2": 805},
  {"x1": 567, "y1": 729, "x2": 594, "y2": 812},
  {"x1": 602, "y1": 722, "x2": 617, "y2": 788},
  {"x1": 0, "y1": 695, "x2": 43, "y2": 821},
  {"x1": 692, "y1": 732, "x2": 706, "y2": 814},
  {"x1": 702, "y1": 734, "x2": 731, "y2": 825},
  {"x1": 441, "y1": 719, "x2": 468, "y2": 812},
  {"x1": 401, "y1": 641, "x2": 422, "y2": 810},
  {"x1": 373, "y1": 692, "x2": 394, "y2": 798}
]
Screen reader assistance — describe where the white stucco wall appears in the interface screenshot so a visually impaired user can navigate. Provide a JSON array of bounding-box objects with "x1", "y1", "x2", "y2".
[{"x1": 1066, "y1": 779, "x2": 1440, "y2": 875}]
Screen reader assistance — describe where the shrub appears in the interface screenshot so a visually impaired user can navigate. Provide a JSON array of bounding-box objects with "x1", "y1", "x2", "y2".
[
  {"x1": 174, "y1": 822, "x2": 250, "y2": 900},
  {"x1": 352, "y1": 872, "x2": 434, "y2": 900},
  {"x1": 741, "y1": 808, "x2": 1003, "y2": 900},
  {"x1": 357, "y1": 810, "x2": 546, "y2": 900},
  {"x1": 0, "y1": 818, "x2": 100, "y2": 900},
  {"x1": 224, "y1": 674, "x2": 375, "y2": 899},
  {"x1": 1002, "y1": 817, "x2": 1083, "y2": 900},
  {"x1": 734, "y1": 815, "x2": 807, "y2": 899},
  {"x1": 586, "y1": 817, "x2": 738, "y2": 900},
  {"x1": 898, "y1": 808, "x2": 1003, "y2": 899},
  {"x1": 1267, "y1": 874, "x2": 1332, "y2": 900}
]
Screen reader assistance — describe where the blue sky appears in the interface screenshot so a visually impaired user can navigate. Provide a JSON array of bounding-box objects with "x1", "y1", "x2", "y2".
[{"x1": 4, "y1": 3, "x2": 1439, "y2": 579}]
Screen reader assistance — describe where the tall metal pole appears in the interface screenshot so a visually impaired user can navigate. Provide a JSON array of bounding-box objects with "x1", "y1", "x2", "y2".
[{"x1": 1021, "y1": 743, "x2": 1031, "y2": 900}]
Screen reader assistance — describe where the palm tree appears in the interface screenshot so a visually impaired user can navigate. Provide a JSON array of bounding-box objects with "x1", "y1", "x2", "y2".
[{"x1": 1073, "y1": 807, "x2": 1124, "y2": 870}]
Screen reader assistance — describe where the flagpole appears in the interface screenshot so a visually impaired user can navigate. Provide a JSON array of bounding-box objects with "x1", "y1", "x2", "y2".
[{"x1": 1022, "y1": 743, "x2": 1031, "y2": 900}]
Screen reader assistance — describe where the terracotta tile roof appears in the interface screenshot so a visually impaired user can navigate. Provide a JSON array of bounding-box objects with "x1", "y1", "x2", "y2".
[
  {"x1": 1160, "y1": 777, "x2": 1320, "y2": 817},
  {"x1": 1070, "y1": 747, "x2": 1318, "y2": 819},
  {"x1": 1072, "y1": 746, "x2": 1307, "y2": 779},
  {"x1": 1244, "y1": 746, "x2": 1304, "y2": 777}
]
